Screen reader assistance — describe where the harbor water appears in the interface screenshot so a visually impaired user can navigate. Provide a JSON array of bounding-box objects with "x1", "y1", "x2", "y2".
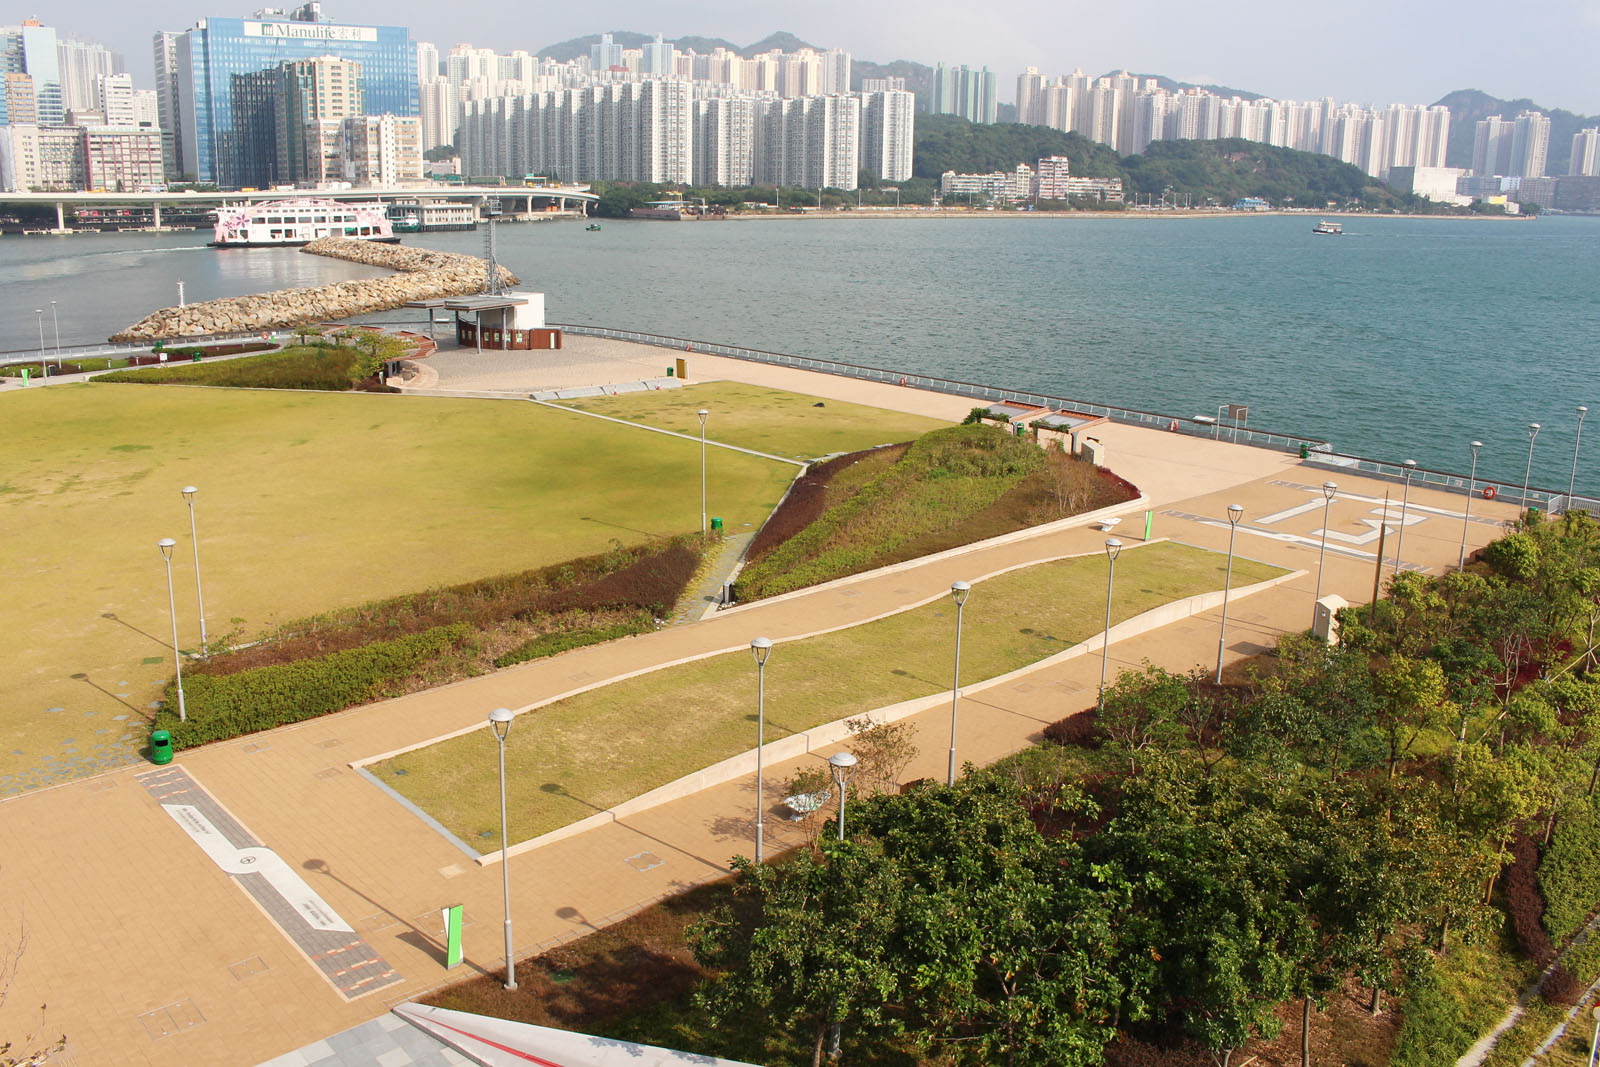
[{"x1": 2, "y1": 213, "x2": 1597, "y2": 491}]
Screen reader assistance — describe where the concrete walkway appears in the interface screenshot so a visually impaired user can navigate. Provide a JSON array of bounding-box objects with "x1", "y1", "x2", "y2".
[{"x1": 0, "y1": 345, "x2": 1522, "y2": 1066}]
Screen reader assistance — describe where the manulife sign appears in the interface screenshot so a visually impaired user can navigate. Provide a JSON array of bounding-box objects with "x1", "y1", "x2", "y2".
[{"x1": 242, "y1": 21, "x2": 379, "y2": 41}]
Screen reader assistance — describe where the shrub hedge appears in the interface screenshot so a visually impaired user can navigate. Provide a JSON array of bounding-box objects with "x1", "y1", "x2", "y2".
[
  {"x1": 155, "y1": 623, "x2": 472, "y2": 749},
  {"x1": 96, "y1": 345, "x2": 363, "y2": 391},
  {"x1": 493, "y1": 614, "x2": 653, "y2": 669},
  {"x1": 1390, "y1": 964, "x2": 1478, "y2": 1067},
  {"x1": 1539, "y1": 795, "x2": 1600, "y2": 943}
]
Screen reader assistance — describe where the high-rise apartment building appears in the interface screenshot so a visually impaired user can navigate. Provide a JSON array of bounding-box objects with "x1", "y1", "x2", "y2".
[
  {"x1": 153, "y1": 30, "x2": 184, "y2": 177},
  {"x1": 590, "y1": 33, "x2": 624, "y2": 73},
  {"x1": 1508, "y1": 110, "x2": 1550, "y2": 178},
  {"x1": 416, "y1": 40, "x2": 438, "y2": 83},
  {"x1": 95, "y1": 72, "x2": 137, "y2": 127},
  {"x1": 934, "y1": 63, "x2": 997, "y2": 124},
  {"x1": 1571, "y1": 128, "x2": 1600, "y2": 176},
  {"x1": 693, "y1": 95, "x2": 756, "y2": 185},
  {"x1": 58, "y1": 36, "x2": 121, "y2": 113},
  {"x1": 861, "y1": 88, "x2": 914, "y2": 182},
  {"x1": 419, "y1": 76, "x2": 455, "y2": 151},
  {"x1": 167, "y1": 12, "x2": 415, "y2": 183}
]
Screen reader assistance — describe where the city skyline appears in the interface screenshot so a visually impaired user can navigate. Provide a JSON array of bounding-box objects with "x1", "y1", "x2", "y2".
[{"x1": 35, "y1": 0, "x2": 1600, "y2": 117}]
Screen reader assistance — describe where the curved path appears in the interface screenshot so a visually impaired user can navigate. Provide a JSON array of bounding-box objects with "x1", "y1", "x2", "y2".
[{"x1": 0, "y1": 342, "x2": 1521, "y2": 1065}]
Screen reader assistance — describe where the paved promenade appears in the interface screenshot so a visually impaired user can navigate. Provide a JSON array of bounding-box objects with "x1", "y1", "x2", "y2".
[{"x1": 0, "y1": 342, "x2": 1520, "y2": 1065}]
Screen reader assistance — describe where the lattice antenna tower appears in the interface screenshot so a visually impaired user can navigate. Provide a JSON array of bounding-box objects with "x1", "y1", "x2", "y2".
[{"x1": 483, "y1": 218, "x2": 502, "y2": 296}]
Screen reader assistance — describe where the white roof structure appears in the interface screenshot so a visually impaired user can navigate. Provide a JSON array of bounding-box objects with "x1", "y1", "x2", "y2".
[{"x1": 391, "y1": 1003, "x2": 763, "y2": 1067}]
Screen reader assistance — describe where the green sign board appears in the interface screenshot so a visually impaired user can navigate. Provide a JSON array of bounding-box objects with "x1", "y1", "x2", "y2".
[{"x1": 442, "y1": 904, "x2": 463, "y2": 968}]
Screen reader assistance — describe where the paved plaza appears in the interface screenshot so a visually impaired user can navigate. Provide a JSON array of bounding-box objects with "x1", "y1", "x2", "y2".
[{"x1": 0, "y1": 340, "x2": 1521, "y2": 1065}]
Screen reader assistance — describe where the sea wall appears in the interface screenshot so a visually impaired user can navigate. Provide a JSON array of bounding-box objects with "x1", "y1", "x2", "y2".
[{"x1": 109, "y1": 237, "x2": 520, "y2": 342}]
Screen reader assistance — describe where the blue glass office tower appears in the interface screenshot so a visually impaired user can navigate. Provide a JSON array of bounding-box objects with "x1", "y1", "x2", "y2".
[{"x1": 174, "y1": 15, "x2": 415, "y2": 184}]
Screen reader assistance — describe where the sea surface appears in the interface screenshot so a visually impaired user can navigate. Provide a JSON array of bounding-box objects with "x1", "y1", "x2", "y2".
[{"x1": 3, "y1": 213, "x2": 1597, "y2": 492}]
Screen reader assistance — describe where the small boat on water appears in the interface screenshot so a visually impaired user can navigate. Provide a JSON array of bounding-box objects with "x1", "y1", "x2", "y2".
[
  {"x1": 586, "y1": 223, "x2": 601, "y2": 231},
  {"x1": 1312, "y1": 219, "x2": 1344, "y2": 235},
  {"x1": 212, "y1": 198, "x2": 398, "y2": 247}
]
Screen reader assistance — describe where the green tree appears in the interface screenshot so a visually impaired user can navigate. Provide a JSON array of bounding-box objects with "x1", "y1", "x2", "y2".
[{"x1": 690, "y1": 845, "x2": 908, "y2": 1067}]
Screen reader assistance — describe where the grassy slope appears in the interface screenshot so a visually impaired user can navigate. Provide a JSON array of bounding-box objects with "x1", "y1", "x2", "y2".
[
  {"x1": 374, "y1": 541, "x2": 1286, "y2": 847},
  {"x1": 0, "y1": 384, "x2": 796, "y2": 784}
]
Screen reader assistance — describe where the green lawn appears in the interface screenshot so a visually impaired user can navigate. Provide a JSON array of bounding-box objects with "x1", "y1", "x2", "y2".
[
  {"x1": 372, "y1": 541, "x2": 1286, "y2": 849},
  {"x1": 563, "y1": 381, "x2": 949, "y2": 461},
  {"x1": 0, "y1": 384, "x2": 799, "y2": 789}
]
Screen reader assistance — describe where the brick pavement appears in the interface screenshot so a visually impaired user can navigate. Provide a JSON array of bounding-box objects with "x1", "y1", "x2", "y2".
[{"x1": 0, "y1": 350, "x2": 1522, "y2": 1066}]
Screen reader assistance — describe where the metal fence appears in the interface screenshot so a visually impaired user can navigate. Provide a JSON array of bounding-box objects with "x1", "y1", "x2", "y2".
[
  {"x1": 0, "y1": 331, "x2": 279, "y2": 368},
  {"x1": 554, "y1": 323, "x2": 1333, "y2": 455},
  {"x1": 556, "y1": 322, "x2": 1595, "y2": 515}
]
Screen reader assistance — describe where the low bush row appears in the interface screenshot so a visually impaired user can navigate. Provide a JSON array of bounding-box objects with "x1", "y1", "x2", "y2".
[
  {"x1": 156, "y1": 623, "x2": 472, "y2": 749},
  {"x1": 98, "y1": 345, "x2": 364, "y2": 390},
  {"x1": 493, "y1": 614, "x2": 653, "y2": 669},
  {"x1": 1538, "y1": 794, "x2": 1600, "y2": 942},
  {"x1": 198, "y1": 540, "x2": 694, "y2": 676}
]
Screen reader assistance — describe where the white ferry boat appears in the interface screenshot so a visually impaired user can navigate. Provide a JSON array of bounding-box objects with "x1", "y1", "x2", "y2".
[
  {"x1": 211, "y1": 199, "x2": 399, "y2": 247},
  {"x1": 1312, "y1": 219, "x2": 1344, "y2": 235}
]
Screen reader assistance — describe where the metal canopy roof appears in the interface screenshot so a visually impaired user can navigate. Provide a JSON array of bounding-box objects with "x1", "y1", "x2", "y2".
[{"x1": 441, "y1": 295, "x2": 529, "y2": 312}]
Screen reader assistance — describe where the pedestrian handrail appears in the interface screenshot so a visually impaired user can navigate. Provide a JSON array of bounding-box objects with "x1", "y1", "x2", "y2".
[
  {"x1": 552, "y1": 323, "x2": 1333, "y2": 455},
  {"x1": 0, "y1": 330, "x2": 278, "y2": 366}
]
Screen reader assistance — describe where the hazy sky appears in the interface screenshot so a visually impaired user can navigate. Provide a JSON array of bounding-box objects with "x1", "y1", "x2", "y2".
[{"x1": 49, "y1": 0, "x2": 1600, "y2": 114}]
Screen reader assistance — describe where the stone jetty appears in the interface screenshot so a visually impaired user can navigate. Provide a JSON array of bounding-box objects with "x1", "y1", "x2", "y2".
[{"x1": 109, "y1": 238, "x2": 520, "y2": 342}]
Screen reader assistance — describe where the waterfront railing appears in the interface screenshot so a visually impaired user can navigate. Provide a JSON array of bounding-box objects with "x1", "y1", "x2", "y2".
[{"x1": 555, "y1": 322, "x2": 1593, "y2": 516}]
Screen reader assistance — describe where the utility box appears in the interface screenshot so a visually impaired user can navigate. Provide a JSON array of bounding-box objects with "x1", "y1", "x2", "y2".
[
  {"x1": 1312, "y1": 594, "x2": 1348, "y2": 644},
  {"x1": 1080, "y1": 437, "x2": 1106, "y2": 466}
]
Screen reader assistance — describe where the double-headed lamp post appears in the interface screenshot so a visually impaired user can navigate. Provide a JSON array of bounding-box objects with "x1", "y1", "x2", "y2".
[
  {"x1": 1461, "y1": 442, "x2": 1484, "y2": 570},
  {"x1": 697, "y1": 409, "x2": 709, "y2": 535},
  {"x1": 1524, "y1": 423, "x2": 1541, "y2": 513},
  {"x1": 750, "y1": 637, "x2": 773, "y2": 863},
  {"x1": 181, "y1": 486, "x2": 208, "y2": 646},
  {"x1": 1099, "y1": 538, "x2": 1123, "y2": 709},
  {"x1": 947, "y1": 581, "x2": 971, "y2": 787},
  {"x1": 157, "y1": 538, "x2": 186, "y2": 722},
  {"x1": 1313, "y1": 482, "x2": 1337, "y2": 625},
  {"x1": 1215, "y1": 505, "x2": 1244, "y2": 684},
  {"x1": 1571, "y1": 406, "x2": 1588, "y2": 508},
  {"x1": 488, "y1": 707, "x2": 516, "y2": 990},
  {"x1": 1393, "y1": 460, "x2": 1417, "y2": 578}
]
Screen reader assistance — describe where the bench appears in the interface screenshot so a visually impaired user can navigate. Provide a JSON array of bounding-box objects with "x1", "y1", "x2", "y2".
[{"x1": 782, "y1": 789, "x2": 831, "y2": 821}]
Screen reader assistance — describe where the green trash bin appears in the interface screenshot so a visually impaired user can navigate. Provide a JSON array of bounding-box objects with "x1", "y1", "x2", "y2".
[
  {"x1": 1299, "y1": 443, "x2": 1310, "y2": 459},
  {"x1": 710, "y1": 516, "x2": 724, "y2": 531},
  {"x1": 150, "y1": 729, "x2": 174, "y2": 765},
  {"x1": 667, "y1": 366, "x2": 675, "y2": 377}
]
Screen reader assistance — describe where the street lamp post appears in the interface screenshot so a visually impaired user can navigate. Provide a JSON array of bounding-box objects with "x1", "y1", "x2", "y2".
[
  {"x1": 1215, "y1": 505, "x2": 1243, "y2": 684},
  {"x1": 751, "y1": 637, "x2": 773, "y2": 863},
  {"x1": 157, "y1": 539, "x2": 186, "y2": 722},
  {"x1": 829, "y1": 751, "x2": 858, "y2": 842},
  {"x1": 1461, "y1": 442, "x2": 1483, "y2": 570},
  {"x1": 1571, "y1": 406, "x2": 1588, "y2": 508},
  {"x1": 1313, "y1": 482, "x2": 1337, "y2": 625},
  {"x1": 947, "y1": 581, "x2": 971, "y2": 787},
  {"x1": 181, "y1": 486, "x2": 208, "y2": 647},
  {"x1": 488, "y1": 707, "x2": 517, "y2": 990},
  {"x1": 1099, "y1": 539, "x2": 1123, "y2": 709},
  {"x1": 49, "y1": 299, "x2": 60, "y2": 367},
  {"x1": 1524, "y1": 423, "x2": 1541, "y2": 513},
  {"x1": 826, "y1": 747, "x2": 860, "y2": 1062},
  {"x1": 34, "y1": 308, "x2": 45, "y2": 376},
  {"x1": 1393, "y1": 460, "x2": 1417, "y2": 578},
  {"x1": 697, "y1": 409, "x2": 709, "y2": 535}
]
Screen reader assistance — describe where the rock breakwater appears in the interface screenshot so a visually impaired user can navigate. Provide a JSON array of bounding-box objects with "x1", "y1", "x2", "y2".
[{"x1": 109, "y1": 237, "x2": 520, "y2": 342}]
